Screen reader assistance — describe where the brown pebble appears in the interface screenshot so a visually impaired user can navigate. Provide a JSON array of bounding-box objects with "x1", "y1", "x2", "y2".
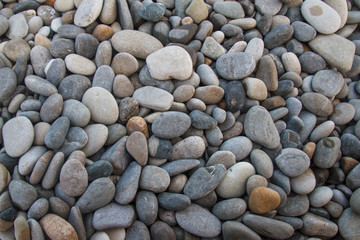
[
  {"x1": 34, "y1": 34, "x2": 51, "y2": 49},
  {"x1": 44, "y1": 0, "x2": 56, "y2": 7},
  {"x1": 303, "y1": 142, "x2": 316, "y2": 160},
  {"x1": 40, "y1": 214, "x2": 78, "y2": 240},
  {"x1": 68, "y1": 150, "x2": 86, "y2": 165},
  {"x1": 0, "y1": 218, "x2": 13, "y2": 231},
  {"x1": 126, "y1": 116, "x2": 149, "y2": 139},
  {"x1": 340, "y1": 157, "x2": 359, "y2": 175},
  {"x1": 14, "y1": 216, "x2": 30, "y2": 240},
  {"x1": 261, "y1": 96, "x2": 286, "y2": 110},
  {"x1": 249, "y1": 187, "x2": 281, "y2": 214},
  {"x1": 61, "y1": 10, "x2": 76, "y2": 24},
  {"x1": 204, "y1": 57, "x2": 213, "y2": 65},
  {"x1": 182, "y1": 16, "x2": 194, "y2": 25},
  {"x1": 92, "y1": 24, "x2": 113, "y2": 42}
]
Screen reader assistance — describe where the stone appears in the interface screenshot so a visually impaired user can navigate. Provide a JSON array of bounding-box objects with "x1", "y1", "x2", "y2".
[
  {"x1": 99, "y1": 0, "x2": 117, "y2": 24},
  {"x1": 301, "y1": 0, "x2": 341, "y2": 34},
  {"x1": 54, "y1": 0, "x2": 74, "y2": 12},
  {"x1": 301, "y1": 93, "x2": 334, "y2": 117},
  {"x1": 140, "y1": 165, "x2": 170, "y2": 193},
  {"x1": 95, "y1": 41, "x2": 112, "y2": 67},
  {"x1": 184, "y1": 164, "x2": 226, "y2": 200},
  {"x1": 132, "y1": 86, "x2": 174, "y2": 111},
  {"x1": 2, "y1": 116, "x2": 34, "y2": 157},
  {"x1": 250, "y1": 149, "x2": 273, "y2": 179},
  {"x1": 115, "y1": 161, "x2": 141, "y2": 204},
  {"x1": 111, "y1": 52, "x2": 138, "y2": 76},
  {"x1": 28, "y1": 198, "x2": 49, "y2": 220},
  {"x1": 25, "y1": 75, "x2": 58, "y2": 97},
  {"x1": 92, "y1": 24, "x2": 114, "y2": 42},
  {"x1": 243, "y1": 77, "x2": 268, "y2": 100},
  {"x1": 59, "y1": 158, "x2": 87, "y2": 197},
  {"x1": 213, "y1": 1, "x2": 245, "y2": 19},
  {"x1": 256, "y1": 55, "x2": 278, "y2": 91},
  {"x1": 309, "y1": 186, "x2": 333, "y2": 208},
  {"x1": 119, "y1": 97, "x2": 139, "y2": 123},
  {"x1": 9, "y1": 180, "x2": 37, "y2": 211},
  {"x1": 201, "y1": 37, "x2": 226, "y2": 59},
  {"x1": 86, "y1": 161, "x2": 113, "y2": 182},
  {"x1": 151, "y1": 111, "x2": 191, "y2": 139},
  {"x1": 0, "y1": 15, "x2": 8, "y2": 36},
  {"x1": 138, "y1": 2, "x2": 165, "y2": 22},
  {"x1": 194, "y1": 86, "x2": 224, "y2": 104},
  {"x1": 220, "y1": 136, "x2": 253, "y2": 161},
  {"x1": 45, "y1": 59, "x2": 67, "y2": 87},
  {"x1": 275, "y1": 148, "x2": 310, "y2": 177},
  {"x1": 126, "y1": 220, "x2": 150, "y2": 240},
  {"x1": 40, "y1": 214, "x2": 78, "y2": 240},
  {"x1": 158, "y1": 192, "x2": 191, "y2": 211},
  {"x1": 330, "y1": 103, "x2": 355, "y2": 125},
  {"x1": 111, "y1": 30, "x2": 163, "y2": 59},
  {"x1": 170, "y1": 136, "x2": 205, "y2": 160},
  {"x1": 309, "y1": 34, "x2": 355, "y2": 72},
  {"x1": 244, "y1": 106, "x2": 280, "y2": 149},
  {"x1": 185, "y1": 0, "x2": 208, "y2": 24},
  {"x1": 161, "y1": 159, "x2": 200, "y2": 177},
  {"x1": 278, "y1": 193, "x2": 309, "y2": 216},
  {"x1": 4, "y1": 39, "x2": 31, "y2": 62},
  {"x1": 57, "y1": 24, "x2": 85, "y2": 39},
  {"x1": 126, "y1": 131, "x2": 148, "y2": 166},
  {"x1": 74, "y1": 0, "x2": 104, "y2": 27},
  {"x1": 44, "y1": 116, "x2": 70, "y2": 149},
  {"x1": 113, "y1": 75, "x2": 134, "y2": 98},
  {"x1": 126, "y1": 116, "x2": 149, "y2": 139},
  {"x1": 313, "y1": 137, "x2": 341, "y2": 168},
  {"x1": 301, "y1": 213, "x2": 338, "y2": 238},
  {"x1": 216, "y1": 52, "x2": 255, "y2": 80},
  {"x1": 75, "y1": 177, "x2": 115, "y2": 214},
  {"x1": 290, "y1": 168, "x2": 316, "y2": 195},
  {"x1": 338, "y1": 208, "x2": 360, "y2": 240},
  {"x1": 175, "y1": 204, "x2": 221, "y2": 238},
  {"x1": 6, "y1": 13, "x2": 29, "y2": 40},
  {"x1": 291, "y1": 21, "x2": 317, "y2": 42},
  {"x1": 346, "y1": 163, "x2": 360, "y2": 190},
  {"x1": 312, "y1": 70, "x2": 344, "y2": 97},
  {"x1": 0, "y1": 68, "x2": 17, "y2": 102},
  {"x1": 222, "y1": 221, "x2": 261, "y2": 240},
  {"x1": 62, "y1": 100, "x2": 91, "y2": 127},
  {"x1": 249, "y1": 187, "x2": 281, "y2": 214},
  {"x1": 243, "y1": 214, "x2": 294, "y2": 240},
  {"x1": 92, "y1": 203, "x2": 136, "y2": 230},
  {"x1": 58, "y1": 74, "x2": 91, "y2": 101},
  {"x1": 82, "y1": 87, "x2": 119, "y2": 125},
  {"x1": 299, "y1": 51, "x2": 326, "y2": 74},
  {"x1": 212, "y1": 198, "x2": 247, "y2": 221},
  {"x1": 189, "y1": 110, "x2": 217, "y2": 130},
  {"x1": 28, "y1": 219, "x2": 45, "y2": 240},
  {"x1": 65, "y1": 54, "x2": 96, "y2": 76},
  {"x1": 216, "y1": 162, "x2": 255, "y2": 198},
  {"x1": 255, "y1": 0, "x2": 282, "y2": 15}
]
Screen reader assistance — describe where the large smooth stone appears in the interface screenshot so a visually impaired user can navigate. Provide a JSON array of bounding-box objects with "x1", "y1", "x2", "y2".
[
  {"x1": 151, "y1": 111, "x2": 191, "y2": 139},
  {"x1": 132, "y1": 86, "x2": 174, "y2": 111},
  {"x1": 216, "y1": 52, "x2": 256, "y2": 80},
  {"x1": 74, "y1": 0, "x2": 104, "y2": 27}
]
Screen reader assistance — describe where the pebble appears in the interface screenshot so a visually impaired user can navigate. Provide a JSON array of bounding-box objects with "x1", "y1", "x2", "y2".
[
  {"x1": 92, "y1": 203, "x2": 136, "y2": 230},
  {"x1": 290, "y1": 168, "x2": 316, "y2": 195},
  {"x1": 2, "y1": 116, "x2": 34, "y2": 157},
  {"x1": 175, "y1": 204, "x2": 221, "y2": 238},
  {"x1": 111, "y1": 30, "x2": 163, "y2": 59},
  {"x1": 264, "y1": 24, "x2": 294, "y2": 49},
  {"x1": 222, "y1": 221, "x2": 261, "y2": 240},
  {"x1": 161, "y1": 159, "x2": 200, "y2": 177},
  {"x1": 62, "y1": 100, "x2": 91, "y2": 127},
  {"x1": 330, "y1": 103, "x2": 356, "y2": 125},
  {"x1": 301, "y1": 93, "x2": 334, "y2": 117},
  {"x1": 151, "y1": 111, "x2": 191, "y2": 139},
  {"x1": 133, "y1": 86, "x2": 174, "y2": 111},
  {"x1": 126, "y1": 131, "x2": 148, "y2": 166},
  {"x1": 111, "y1": 52, "x2": 138, "y2": 76},
  {"x1": 27, "y1": 198, "x2": 49, "y2": 220},
  {"x1": 301, "y1": 0, "x2": 341, "y2": 34},
  {"x1": 309, "y1": 34, "x2": 355, "y2": 72},
  {"x1": 244, "y1": 106, "x2": 280, "y2": 149},
  {"x1": 140, "y1": 165, "x2": 170, "y2": 193},
  {"x1": 65, "y1": 54, "x2": 96, "y2": 76},
  {"x1": 6, "y1": 13, "x2": 29, "y2": 40},
  {"x1": 250, "y1": 149, "x2": 273, "y2": 179},
  {"x1": 9, "y1": 180, "x2": 37, "y2": 210},
  {"x1": 74, "y1": 0, "x2": 103, "y2": 27},
  {"x1": 278, "y1": 193, "x2": 309, "y2": 216},
  {"x1": 243, "y1": 213, "x2": 294, "y2": 240},
  {"x1": 216, "y1": 52, "x2": 255, "y2": 80},
  {"x1": 0, "y1": 68, "x2": 17, "y2": 102},
  {"x1": 82, "y1": 87, "x2": 119, "y2": 125},
  {"x1": 216, "y1": 162, "x2": 255, "y2": 198},
  {"x1": 213, "y1": 1, "x2": 245, "y2": 19},
  {"x1": 243, "y1": 77, "x2": 268, "y2": 101},
  {"x1": 338, "y1": 208, "x2": 360, "y2": 240},
  {"x1": 313, "y1": 137, "x2": 341, "y2": 168},
  {"x1": 4, "y1": 39, "x2": 31, "y2": 62},
  {"x1": 249, "y1": 187, "x2": 281, "y2": 214},
  {"x1": 170, "y1": 136, "x2": 205, "y2": 160},
  {"x1": 158, "y1": 192, "x2": 191, "y2": 211},
  {"x1": 59, "y1": 158, "x2": 87, "y2": 197},
  {"x1": 40, "y1": 214, "x2": 78, "y2": 239},
  {"x1": 301, "y1": 213, "x2": 338, "y2": 238},
  {"x1": 76, "y1": 177, "x2": 115, "y2": 214}
]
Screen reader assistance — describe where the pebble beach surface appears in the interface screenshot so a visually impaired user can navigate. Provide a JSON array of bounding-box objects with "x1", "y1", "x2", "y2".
[{"x1": 1, "y1": 0, "x2": 360, "y2": 239}]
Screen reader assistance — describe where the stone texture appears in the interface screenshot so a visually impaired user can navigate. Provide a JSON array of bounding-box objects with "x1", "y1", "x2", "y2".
[{"x1": 216, "y1": 52, "x2": 256, "y2": 80}]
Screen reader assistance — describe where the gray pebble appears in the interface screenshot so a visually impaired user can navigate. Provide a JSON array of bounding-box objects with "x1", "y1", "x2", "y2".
[
  {"x1": 92, "y1": 203, "x2": 136, "y2": 230},
  {"x1": 49, "y1": 38, "x2": 75, "y2": 58},
  {"x1": 161, "y1": 159, "x2": 200, "y2": 177},
  {"x1": 45, "y1": 116, "x2": 70, "y2": 149},
  {"x1": 115, "y1": 161, "x2": 141, "y2": 204},
  {"x1": 157, "y1": 192, "x2": 191, "y2": 211},
  {"x1": 278, "y1": 193, "x2": 309, "y2": 217},
  {"x1": 58, "y1": 74, "x2": 91, "y2": 101},
  {"x1": 136, "y1": 190, "x2": 158, "y2": 226},
  {"x1": 27, "y1": 198, "x2": 49, "y2": 220},
  {"x1": 212, "y1": 198, "x2": 247, "y2": 220},
  {"x1": 9, "y1": 180, "x2": 38, "y2": 211}
]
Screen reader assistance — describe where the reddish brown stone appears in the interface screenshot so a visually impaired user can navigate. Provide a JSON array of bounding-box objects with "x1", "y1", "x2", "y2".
[
  {"x1": 249, "y1": 187, "x2": 281, "y2": 214},
  {"x1": 126, "y1": 116, "x2": 149, "y2": 139},
  {"x1": 92, "y1": 24, "x2": 113, "y2": 42}
]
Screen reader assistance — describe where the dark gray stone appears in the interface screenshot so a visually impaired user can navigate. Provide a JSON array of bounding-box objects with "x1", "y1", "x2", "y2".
[
  {"x1": 50, "y1": 38, "x2": 75, "y2": 58},
  {"x1": 157, "y1": 192, "x2": 191, "y2": 211},
  {"x1": 92, "y1": 203, "x2": 136, "y2": 230},
  {"x1": 216, "y1": 52, "x2": 256, "y2": 80},
  {"x1": 278, "y1": 193, "x2": 309, "y2": 217},
  {"x1": 212, "y1": 198, "x2": 247, "y2": 220},
  {"x1": 138, "y1": 2, "x2": 165, "y2": 22},
  {"x1": 0, "y1": 68, "x2": 17, "y2": 102},
  {"x1": 148, "y1": 136, "x2": 173, "y2": 159},
  {"x1": 9, "y1": 180, "x2": 37, "y2": 211},
  {"x1": 264, "y1": 24, "x2": 294, "y2": 49},
  {"x1": 161, "y1": 159, "x2": 200, "y2": 177},
  {"x1": 86, "y1": 160, "x2": 113, "y2": 182},
  {"x1": 57, "y1": 24, "x2": 86, "y2": 39},
  {"x1": 150, "y1": 221, "x2": 176, "y2": 240},
  {"x1": 75, "y1": 33, "x2": 99, "y2": 59},
  {"x1": 126, "y1": 220, "x2": 150, "y2": 240},
  {"x1": 190, "y1": 110, "x2": 218, "y2": 130},
  {"x1": 224, "y1": 81, "x2": 246, "y2": 112},
  {"x1": 299, "y1": 51, "x2": 326, "y2": 74},
  {"x1": 44, "y1": 116, "x2": 70, "y2": 149},
  {"x1": 92, "y1": 65, "x2": 115, "y2": 92},
  {"x1": 115, "y1": 161, "x2": 141, "y2": 204},
  {"x1": 136, "y1": 190, "x2": 158, "y2": 226},
  {"x1": 139, "y1": 65, "x2": 174, "y2": 93},
  {"x1": 58, "y1": 74, "x2": 91, "y2": 101},
  {"x1": 152, "y1": 111, "x2": 192, "y2": 139},
  {"x1": 341, "y1": 133, "x2": 360, "y2": 159}
]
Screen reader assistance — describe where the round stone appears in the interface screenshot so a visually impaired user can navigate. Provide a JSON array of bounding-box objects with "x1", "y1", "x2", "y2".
[
  {"x1": 170, "y1": 136, "x2": 205, "y2": 161},
  {"x1": 75, "y1": 33, "x2": 99, "y2": 59},
  {"x1": 92, "y1": 203, "x2": 136, "y2": 230},
  {"x1": 330, "y1": 103, "x2": 356, "y2": 125},
  {"x1": 62, "y1": 99, "x2": 91, "y2": 127},
  {"x1": 9, "y1": 180, "x2": 37, "y2": 211},
  {"x1": 250, "y1": 149, "x2": 274, "y2": 179},
  {"x1": 65, "y1": 54, "x2": 96, "y2": 75},
  {"x1": 140, "y1": 165, "x2": 170, "y2": 193},
  {"x1": 301, "y1": 92, "x2": 334, "y2": 117},
  {"x1": 132, "y1": 86, "x2": 174, "y2": 111},
  {"x1": 111, "y1": 52, "x2": 138, "y2": 76},
  {"x1": 126, "y1": 131, "x2": 148, "y2": 166},
  {"x1": 216, "y1": 52, "x2": 256, "y2": 80},
  {"x1": 313, "y1": 137, "x2": 341, "y2": 169},
  {"x1": 2, "y1": 116, "x2": 34, "y2": 157},
  {"x1": 309, "y1": 186, "x2": 334, "y2": 208},
  {"x1": 275, "y1": 148, "x2": 310, "y2": 177},
  {"x1": 151, "y1": 111, "x2": 191, "y2": 139},
  {"x1": 82, "y1": 87, "x2": 119, "y2": 125},
  {"x1": 243, "y1": 77, "x2": 268, "y2": 101},
  {"x1": 74, "y1": 0, "x2": 103, "y2": 27},
  {"x1": 290, "y1": 168, "x2": 316, "y2": 195},
  {"x1": 59, "y1": 158, "x2": 88, "y2": 197},
  {"x1": 40, "y1": 214, "x2": 78, "y2": 240},
  {"x1": 312, "y1": 70, "x2": 344, "y2": 98},
  {"x1": 249, "y1": 187, "x2": 281, "y2": 214},
  {"x1": 220, "y1": 136, "x2": 253, "y2": 161}
]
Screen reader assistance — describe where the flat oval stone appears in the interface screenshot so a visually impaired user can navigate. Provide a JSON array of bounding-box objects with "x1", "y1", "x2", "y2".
[
  {"x1": 126, "y1": 131, "x2": 148, "y2": 166},
  {"x1": 65, "y1": 54, "x2": 96, "y2": 76},
  {"x1": 45, "y1": 116, "x2": 70, "y2": 149},
  {"x1": 292, "y1": 21, "x2": 317, "y2": 42},
  {"x1": 82, "y1": 87, "x2": 119, "y2": 125},
  {"x1": 220, "y1": 136, "x2": 253, "y2": 161},
  {"x1": 49, "y1": 38, "x2": 75, "y2": 58},
  {"x1": 148, "y1": 136, "x2": 172, "y2": 159},
  {"x1": 111, "y1": 30, "x2": 163, "y2": 59},
  {"x1": 301, "y1": 92, "x2": 334, "y2": 117},
  {"x1": 4, "y1": 39, "x2": 31, "y2": 62},
  {"x1": 81, "y1": 124, "x2": 108, "y2": 157},
  {"x1": 111, "y1": 52, "x2": 138, "y2": 76},
  {"x1": 93, "y1": 203, "x2": 136, "y2": 230},
  {"x1": 0, "y1": 68, "x2": 17, "y2": 102},
  {"x1": 216, "y1": 52, "x2": 256, "y2": 80},
  {"x1": 244, "y1": 106, "x2": 280, "y2": 149},
  {"x1": 290, "y1": 168, "x2": 316, "y2": 195},
  {"x1": 59, "y1": 158, "x2": 88, "y2": 197},
  {"x1": 249, "y1": 187, "x2": 281, "y2": 214},
  {"x1": 136, "y1": 190, "x2": 158, "y2": 226},
  {"x1": 255, "y1": 0, "x2": 282, "y2": 15},
  {"x1": 62, "y1": 99, "x2": 91, "y2": 127},
  {"x1": 264, "y1": 24, "x2": 294, "y2": 49},
  {"x1": 301, "y1": 212, "x2": 338, "y2": 238},
  {"x1": 132, "y1": 86, "x2": 174, "y2": 111},
  {"x1": 175, "y1": 204, "x2": 221, "y2": 238},
  {"x1": 158, "y1": 192, "x2": 191, "y2": 211},
  {"x1": 250, "y1": 149, "x2": 273, "y2": 179},
  {"x1": 194, "y1": 86, "x2": 224, "y2": 104},
  {"x1": 312, "y1": 70, "x2": 344, "y2": 97},
  {"x1": 18, "y1": 146, "x2": 47, "y2": 176},
  {"x1": 74, "y1": 0, "x2": 103, "y2": 27},
  {"x1": 25, "y1": 75, "x2": 58, "y2": 97},
  {"x1": 146, "y1": 46, "x2": 193, "y2": 80},
  {"x1": 278, "y1": 193, "x2": 309, "y2": 216},
  {"x1": 275, "y1": 148, "x2": 310, "y2": 177},
  {"x1": 161, "y1": 159, "x2": 200, "y2": 177},
  {"x1": 222, "y1": 221, "x2": 261, "y2": 240},
  {"x1": 40, "y1": 214, "x2": 78, "y2": 240},
  {"x1": 184, "y1": 164, "x2": 226, "y2": 200},
  {"x1": 216, "y1": 162, "x2": 255, "y2": 198},
  {"x1": 9, "y1": 180, "x2": 37, "y2": 211},
  {"x1": 330, "y1": 103, "x2": 356, "y2": 125},
  {"x1": 58, "y1": 74, "x2": 91, "y2": 101},
  {"x1": 190, "y1": 110, "x2": 218, "y2": 130},
  {"x1": 301, "y1": 0, "x2": 341, "y2": 34},
  {"x1": 2, "y1": 116, "x2": 34, "y2": 157},
  {"x1": 309, "y1": 186, "x2": 333, "y2": 208},
  {"x1": 140, "y1": 165, "x2": 170, "y2": 193},
  {"x1": 152, "y1": 111, "x2": 191, "y2": 139},
  {"x1": 7, "y1": 13, "x2": 29, "y2": 40},
  {"x1": 75, "y1": 177, "x2": 115, "y2": 214},
  {"x1": 28, "y1": 198, "x2": 49, "y2": 220},
  {"x1": 212, "y1": 198, "x2": 247, "y2": 221},
  {"x1": 170, "y1": 136, "x2": 205, "y2": 161},
  {"x1": 338, "y1": 208, "x2": 360, "y2": 240},
  {"x1": 115, "y1": 161, "x2": 141, "y2": 204},
  {"x1": 313, "y1": 137, "x2": 341, "y2": 169}
]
